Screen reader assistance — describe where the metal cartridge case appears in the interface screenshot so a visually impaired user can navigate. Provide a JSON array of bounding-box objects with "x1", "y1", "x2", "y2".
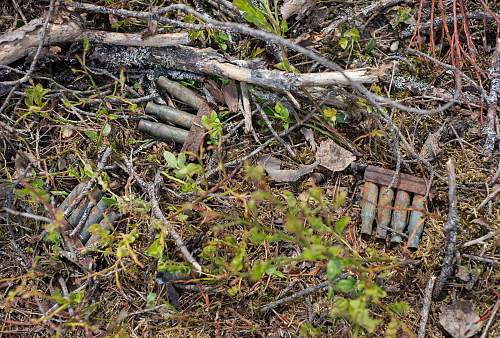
[
  {"x1": 138, "y1": 120, "x2": 189, "y2": 143},
  {"x1": 84, "y1": 211, "x2": 121, "y2": 247},
  {"x1": 59, "y1": 182, "x2": 87, "y2": 212},
  {"x1": 406, "y1": 194, "x2": 426, "y2": 249},
  {"x1": 145, "y1": 102, "x2": 194, "y2": 129},
  {"x1": 376, "y1": 186, "x2": 395, "y2": 239},
  {"x1": 360, "y1": 182, "x2": 379, "y2": 235},
  {"x1": 390, "y1": 190, "x2": 410, "y2": 243},
  {"x1": 79, "y1": 199, "x2": 108, "y2": 243},
  {"x1": 67, "y1": 189, "x2": 103, "y2": 227}
]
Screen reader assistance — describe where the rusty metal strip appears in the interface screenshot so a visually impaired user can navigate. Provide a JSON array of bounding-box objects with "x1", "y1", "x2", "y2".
[{"x1": 364, "y1": 165, "x2": 428, "y2": 196}]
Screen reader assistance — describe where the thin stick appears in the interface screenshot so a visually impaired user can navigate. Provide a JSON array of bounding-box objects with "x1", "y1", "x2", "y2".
[
  {"x1": 124, "y1": 157, "x2": 202, "y2": 273},
  {"x1": 433, "y1": 158, "x2": 458, "y2": 299},
  {"x1": 260, "y1": 281, "x2": 329, "y2": 313},
  {"x1": 462, "y1": 254, "x2": 500, "y2": 267},
  {"x1": 461, "y1": 230, "x2": 500, "y2": 247},
  {"x1": 254, "y1": 101, "x2": 296, "y2": 158},
  {"x1": 418, "y1": 276, "x2": 436, "y2": 338},
  {"x1": 480, "y1": 298, "x2": 500, "y2": 338}
]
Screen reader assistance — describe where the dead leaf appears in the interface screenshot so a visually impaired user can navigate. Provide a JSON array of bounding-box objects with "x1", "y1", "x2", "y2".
[
  {"x1": 48, "y1": 46, "x2": 61, "y2": 55},
  {"x1": 108, "y1": 14, "x2": 119, "y2": 27},
  {"x1": 420, "y1": 130, "x2": 441, "y2": 161},
  {"x1": 240, "y1": 82, "x2": 253, "y2": 133},
  {"x1": 223, "y1": 81, "x2": 239, "y2": 113},
  {"x1": 259, "y1": 155, "x2": 319, "y2": 182},
  {"x1": 204, "y1": 80, "x2": 225, "y2": 104},
  {"x1": 455, "y1": 266, "x2": 471, "y2": 282},
  {"x1": 439, "y1": 301, "x2": 483, "y2": 338},
  {"x1": 315, "y1": 139, "x2": 356, "y2": 172},
  {"x1": 281, "y1": 0, "x2": 316, "y2": 20},
  {"x1": 300, "y1": 127, "x2": 317, "y2": 151}
]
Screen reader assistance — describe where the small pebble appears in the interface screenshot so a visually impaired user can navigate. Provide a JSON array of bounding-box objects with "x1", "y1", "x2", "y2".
[{"x1": 390, "y1": 41, "x2": 399, "y2": 52}]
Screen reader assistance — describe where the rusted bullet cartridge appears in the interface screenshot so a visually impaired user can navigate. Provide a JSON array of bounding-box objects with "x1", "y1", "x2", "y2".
[
  {"x1": 84, "y1": 211, "x2": 121, "y2": 247},
  {"x1": 390, "y1": 190, "x2": 410, "y2": 243},
  {"x1": 145, "y1": 102, "x2": 194, "y2": 129},
  {"x1": 59, "y1": 182, "x2": 87, "y2": 212},
  {"x1": 375, "y1": 186, "x2": 394, "y2": 239},
  {"x1": 67, "y1": 189, "x2": 103, "y2": 227},
  {"x1": 361, "y1": 182, "x2": 379, "y2": 235},
  {"x1": 138, "y1": 120, "x2": 188, "y2": 143},
  {"x1": 157, "y1": 76, "x2": 206, "y2": 109},
  {"x1": 406, "y1": 194, "x2": 426, "y2": 249},
  {"x1": 79, "y1": 199, "x2": 108, "y2": 243}
]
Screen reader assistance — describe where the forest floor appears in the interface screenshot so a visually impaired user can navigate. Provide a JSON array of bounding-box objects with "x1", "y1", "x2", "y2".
[{"x1": 0, "y1": 0, "x2": 499, "y2": 337}]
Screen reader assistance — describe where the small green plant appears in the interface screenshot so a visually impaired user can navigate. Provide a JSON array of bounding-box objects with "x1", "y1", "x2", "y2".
[
  {"x1": 339, "y1": 27, "x2": 360, "y2": 51},
  {"x1": 273, "y1": 102, "x2": 291, "y2": 130},
  {"x1": 24, "y1": 83, "x2": 48, "y2": 112},
  {"x1": 201, "y1": 111, "x2": 223, "y2": 145},
  {"x1": 84, "y1": 123, "x2": 111, "y2": 148},
  {"x1": 163, "y1": 151, "x2": 202, "y2": 192},
  {"x1": 233, "y1": 0, "x2": 287, "y2": 36}
]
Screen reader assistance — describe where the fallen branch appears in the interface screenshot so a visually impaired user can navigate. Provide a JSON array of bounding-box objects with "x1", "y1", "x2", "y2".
[
  {"x1": 123, "y1": 156, "x2": 202, "y2": 273},
  {"x1": 433, "y1": 158, "x2": 458, "y2": 299},
  {"x1": 0, "y1": 17, "x2": 189, "y2": 66},
  {"x1": 417, "y1": 276, "x2": 435, "y2": 338},
  {"x1": 480, "y1": 298, "x2": 500, "y2": 338},
  {"x1": 91, "y1": 45, "x2": 380, "y2": 91},
  {"x1": 484, "y1": 37, "x2": 500, "y2": 157},
  {"x1": 260, "y1": 275, "x2": 347, "y2": 313}
]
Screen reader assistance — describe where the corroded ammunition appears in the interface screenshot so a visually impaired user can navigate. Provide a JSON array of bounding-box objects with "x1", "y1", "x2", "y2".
[
  {"x1": 376, "y1": 186, "x2": 394, "y2": 239},
  {"x1": 157, "y1": 76, "x2": 206, "y2": 109},
  {"x1": 406, "y1": 194, "x2": 426, "y2": 249},
  {"x1": 138, "y1": 120, "x2": 188, "y2": 143},
  {"x1": 390, "y1": 190, "x2": 410, "y2": 243},
  {"x1": 361, "y1": 182, "x2": 379, "y2": 235},
  {"x1": 84, "y1": 211, "x2": 121, "y2": 247},
  {"x1": 59, "y1": 182, "x2": 87, "y2": 212},
  {"x1": 67, "y1": 189, "x2": 103, "y2": 227},
  {"x1": 145, "y1": 102, "x2": 194, "y2": 129},
  {"x1": 79, "y1": 199, "x2": 108, "y2": 243}
]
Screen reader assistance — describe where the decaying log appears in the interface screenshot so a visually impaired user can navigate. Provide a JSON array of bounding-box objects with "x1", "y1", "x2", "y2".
[
  {"x1": 0, "y1": 18, "x2": 189, "y2": 66},
  {"x1": 90, "y1": 45, "x2": 380, "y2": 91}
]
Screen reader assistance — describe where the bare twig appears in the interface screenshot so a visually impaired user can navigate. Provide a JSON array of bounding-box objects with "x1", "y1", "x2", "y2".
[
  {"x1": 418, "y1": 276, "x2": 436, "y2": 338},
  {"x1": 0, "y1": 0, "x2": 56, "y2": 85},
  {"x1": 461, "y1": 254, "x2": 500, "y2": 267},
  {"x1": 477, "y1": 185, "x2": 500, "y2": 209},
  {"x1": 260, "y1": 275, "x2": 347, "y2": 313},
  {"x1": 433, "y1": 158, "x2": 458, "y2": 299},
  {"x1": 3, "y1": 207, "x2": 52, "y2": 223},
  {"x1": 480, "y1": 298, "x2": 500, "y2": 338},
  {"x1": 123, "y1": 156, "x2": 202, "y2": 273},
  {"x1": 254, "y1": 101, "x2": 296, "y2": 158},
  {"x1": 461, "y1": 230, "x2": 500, "y2": 248}
]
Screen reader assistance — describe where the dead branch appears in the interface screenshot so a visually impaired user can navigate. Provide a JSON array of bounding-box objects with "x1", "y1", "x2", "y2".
[
  {"x1": 433, "y1": 158, "x2": 458, "y2": 299},
  {"x1": 90, "y1": 45, "x2": 379, "y2": 92},
  {"x1": 484, "y1": 37, "x2": 500, "y2": 157},
  {"x1": 417, "y1": 276, "x2": 436, "y2": 338},
  {"x1": 0, "y1": 17, "x2": 189, "y2": 66},
  {"x1": 480, "y1": 298, "x2": 500, "y2": 338},
  {"x1": 260, "y1": 275, "x2": 347, "y2": 313},
  {"x1": 123, "y1": 157, "x2": 202, "y2": 273}
]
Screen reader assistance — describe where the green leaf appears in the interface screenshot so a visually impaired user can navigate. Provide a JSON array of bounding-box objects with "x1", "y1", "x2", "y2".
[
  {"x1": 85, "y1": 130, "x2": 98, "y2": 142},
  {"x1": 163, "y1": 151, "x2": 178, "y2": 169},
  {"x1": 365, "y1": 38, "x2": 377, "y2": 54},
  {"x1": 101, "y1": 196, "x2": 117, "y2": 207},
  {"x1": 339, "y1": 37, "x2": 349, "y2": 50},
  {"x1": 102, "y1": 123, "x2": 111, "y2": 137},
  {"x1": 334, "y1": 216, "x2": 350, "y2": 235},
  {"x1": 233, "y1": 0, "x2": 272, "y2": 32},
  {"x1": 389, "y1": 301, "x2": 409, "y2": 314},
  {"x1": 327, "y1": 259, "x2": 342, "y2": 281},
  {"x1": 145, "y1": 236, "x2": 164, "y2": 259},
  {"x1": 146, "y1": 292, "x2": 157, "y2": 309},
  {"x1": 82, "y1": 37, "x2": 90, "y2": 53},
  {"x1": 335, "y1": 278, "x2": 356, "y2": 293}
]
